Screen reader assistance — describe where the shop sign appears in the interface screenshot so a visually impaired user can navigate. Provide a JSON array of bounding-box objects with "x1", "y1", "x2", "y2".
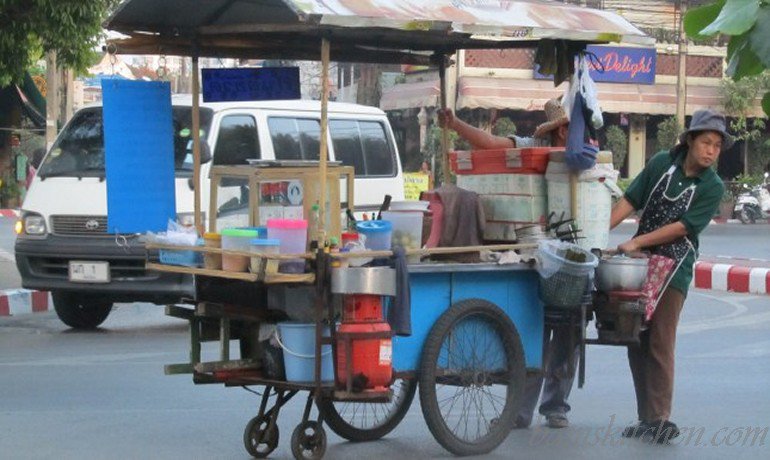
[
  {"x1": 535, "y1": 45, "x2": 656, "y2": 85},
  {"x1": 202, "y1": 67, "x2": 301, "y2": 102}
]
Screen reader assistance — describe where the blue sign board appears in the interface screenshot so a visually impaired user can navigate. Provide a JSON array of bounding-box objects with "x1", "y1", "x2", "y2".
[
  {"x1": 102, "y1": 80, "x2": 176, "y2": 233},
  {"x1": 202, "y1": 67, "x2": 301, "y2": 102},
  {"x1": 535, "y1": 45, "x2": 656, "y2": 85}
]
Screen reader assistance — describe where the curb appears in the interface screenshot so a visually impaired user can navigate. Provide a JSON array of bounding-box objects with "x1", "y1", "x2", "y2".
[
  {"x1": 694, "y1": 261, "x2": 770, "y2": 295},
  {"x1": 0, "y1": 209, "x2": 19, "y2": 218},
  {"x1": 0, "y1": 289, "x2": 51, "y2": 316}
]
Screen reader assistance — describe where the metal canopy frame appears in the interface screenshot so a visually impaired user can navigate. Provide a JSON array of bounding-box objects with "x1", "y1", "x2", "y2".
[{"x1": 104, "y1": 0, "x2": 653, "y2": 234}]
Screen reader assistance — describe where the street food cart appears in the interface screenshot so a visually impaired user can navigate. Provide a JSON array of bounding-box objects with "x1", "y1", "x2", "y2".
[{"x1": 104, "y1": 1, "x2": 653, "y2": 458}]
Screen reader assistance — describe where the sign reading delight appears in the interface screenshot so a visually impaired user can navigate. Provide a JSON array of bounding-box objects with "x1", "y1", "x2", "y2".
[{"x1": 535, "y1": 45, "x2": 656, "y2": 85}]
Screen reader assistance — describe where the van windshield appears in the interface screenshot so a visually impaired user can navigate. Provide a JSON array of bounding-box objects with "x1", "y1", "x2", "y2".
[{"x1": 37, "y1": 107, "x2": 213, "y2": 179}]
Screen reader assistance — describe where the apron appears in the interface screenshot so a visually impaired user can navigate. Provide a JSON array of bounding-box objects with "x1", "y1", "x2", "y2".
[{"x1": 636, "y1": 165, "x2": 696, "y2": 320}]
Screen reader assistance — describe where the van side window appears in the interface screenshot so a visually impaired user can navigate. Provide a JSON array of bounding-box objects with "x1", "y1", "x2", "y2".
[
  {"x1": 268, "y1": 117, "x2": 320, "y2": 161},
  {"x1": 330, "y1": 120, "x2": 395, "y2": 177},
  {"x1": 213, "y1": 115, "x2": 259, "y2": 165}
]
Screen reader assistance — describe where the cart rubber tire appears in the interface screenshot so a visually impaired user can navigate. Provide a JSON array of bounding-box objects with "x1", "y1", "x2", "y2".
[
  {"x1": 418, "y1": 298, "x2": 526, "y2": 456},
  {"x1": 290, "y1": 420, "x2": 327, "y2": 460},
  {"x1": 318, "y1": 377, "x2": 417, "y2": 442},
  {"x1": 52, "y1": 291, "x2": 113, "y2": 330},
  {"x1": 243, "y1": 415, "x2": 279, "y2": 458}
]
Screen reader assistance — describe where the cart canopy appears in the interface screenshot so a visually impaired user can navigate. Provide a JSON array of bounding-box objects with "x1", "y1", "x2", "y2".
[{"x1": 105, "y1": 0, "x2": 653, "y2": 64}]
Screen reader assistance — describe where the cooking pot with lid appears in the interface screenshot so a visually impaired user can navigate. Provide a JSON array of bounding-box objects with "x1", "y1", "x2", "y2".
[{"x1": 595, "y1": 253, "x2": 649, "y2": 292}]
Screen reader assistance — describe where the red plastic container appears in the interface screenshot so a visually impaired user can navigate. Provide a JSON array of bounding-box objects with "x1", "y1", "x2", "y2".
[
  {"x1": 449, "y1": 147, "x2": 558, "y2": 175},
  {"x1": 335, "y1": 322, "x2": 393, "y2": 391},
  {"x1": 343, "y1": 294, "x2": 383, "y2": 322}
]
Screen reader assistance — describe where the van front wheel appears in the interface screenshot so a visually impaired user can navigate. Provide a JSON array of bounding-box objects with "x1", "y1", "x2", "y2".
[{"x1": 52, "y1": 292, "x2": 113, "y2": 329}]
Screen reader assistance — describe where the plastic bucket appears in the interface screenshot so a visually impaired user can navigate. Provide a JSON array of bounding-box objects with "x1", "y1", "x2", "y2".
[
  {"x1": 249, "y1": 238, "x2": 280, "y2": 276},
  {"x1": 276, "y1": 322, "x2": 334, "y2": 383},
  {"x1": 356, "y1": 220, "x2": 392, "y2": 251}
]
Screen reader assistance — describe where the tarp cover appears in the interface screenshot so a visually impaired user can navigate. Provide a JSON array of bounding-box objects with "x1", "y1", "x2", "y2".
[{"x1": 105, "y1": 0, "x2": 653, "y2": 63}]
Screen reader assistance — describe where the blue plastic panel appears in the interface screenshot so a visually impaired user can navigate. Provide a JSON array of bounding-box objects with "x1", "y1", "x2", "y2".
[
  {"x1": 102, "y1": 80, "x2": 176, "y2": 233},
  {"x1": 393, "y1": 268, "x2": 543, "y2": 372}
]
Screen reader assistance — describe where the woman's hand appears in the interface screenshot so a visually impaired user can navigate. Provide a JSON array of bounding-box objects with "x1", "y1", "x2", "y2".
[
  {"x1": 618, "y1": 239, "x2": 640, "y2": 254},
  {"x1": 437, "y1": 109, "x2": 455, "y2": 130}
]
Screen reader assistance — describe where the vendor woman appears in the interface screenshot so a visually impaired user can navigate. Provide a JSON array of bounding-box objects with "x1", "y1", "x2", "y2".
[{"x1": 609, "y1": 109, "x2": 732, "y2": 443}]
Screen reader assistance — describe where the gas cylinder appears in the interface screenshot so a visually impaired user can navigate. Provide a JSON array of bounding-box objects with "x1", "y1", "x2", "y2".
[
  {"x1": 335, "y1": 321, "x2": 392, "y2": 391},
  {"x1": 336, "y1": 294, "x2": 392, "y2": 391}
]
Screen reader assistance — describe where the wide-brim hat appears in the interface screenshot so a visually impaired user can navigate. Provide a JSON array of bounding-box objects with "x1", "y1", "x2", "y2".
[
  {"x1": 533, "y1": 97, "x2": 569, "y2": 138},
  {"x1": 678, "y1": 108, "x2": 734, "y2": 151}
]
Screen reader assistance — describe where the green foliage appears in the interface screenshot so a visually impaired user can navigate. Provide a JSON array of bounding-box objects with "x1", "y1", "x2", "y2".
[
  {"x1": 686, "y1": 0, "x2": 770, "y2": 116},
  {"x1": 0, "y1": 173, "x2": 21, "y2": 204},
  {"x1": 734, "y1": 172, "x2": 765, "y2": 187},
  {"x1": 492, "y1": 117, "x2": 516, "y2": 137},
  {"x1": 0, "y1": 0, "x2": 120, "y2": 86},
  {"x1": 604, "y1": 125, "x2": 628, "y2": 170},
  {"x1": 656, "y1": 116, "x2": 680, "y2": 151}
]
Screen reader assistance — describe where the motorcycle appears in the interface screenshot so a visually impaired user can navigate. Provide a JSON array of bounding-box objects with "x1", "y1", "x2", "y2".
[{"x1": 734, "y1": 172, "x2": 770, "y2": 224}]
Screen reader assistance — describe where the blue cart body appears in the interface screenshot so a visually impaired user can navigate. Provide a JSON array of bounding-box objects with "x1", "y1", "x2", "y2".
[{"x1": 392, "y1": 263, "x2": 544, "y2": 373}]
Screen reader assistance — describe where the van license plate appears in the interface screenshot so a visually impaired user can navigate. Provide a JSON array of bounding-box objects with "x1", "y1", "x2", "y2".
[{"x1": 69, "y1": 261, "x2": 110, "y2": 283}]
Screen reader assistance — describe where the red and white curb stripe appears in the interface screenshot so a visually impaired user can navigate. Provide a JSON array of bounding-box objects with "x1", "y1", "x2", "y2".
[
  {"x1": 0, "y1": 209, "x2": 19, "y2": 218},
  {"x1": 0, "y1": 289, "x2": 51, "y2": 316},
  {"x1": 694, "y1": 262, "x2": 770, "y2": 295}
]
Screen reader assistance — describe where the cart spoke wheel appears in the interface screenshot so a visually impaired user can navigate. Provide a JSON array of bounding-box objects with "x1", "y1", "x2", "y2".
[
  {"x1": 291, "y1": 421, "x2": 327, "y2": 460},
  {"x1": 318, "y1": 377, "x2": 417, "y2": 442},
  {"x1": 243, "y1": 415, "x2": 279, "y2": 458},
  {"x1": 419, "y1": 299, "x2": 526, "y2": 456}
]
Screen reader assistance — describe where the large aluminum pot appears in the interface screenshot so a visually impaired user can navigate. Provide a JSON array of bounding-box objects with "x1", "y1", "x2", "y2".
[{"x1": 595, "y1": 254, "x2": 649, "y2": 292}]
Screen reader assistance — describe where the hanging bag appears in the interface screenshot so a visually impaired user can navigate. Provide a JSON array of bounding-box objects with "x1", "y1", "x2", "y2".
[{"x1": 564, "y1": 55, "x2": 602, "y2": 171}]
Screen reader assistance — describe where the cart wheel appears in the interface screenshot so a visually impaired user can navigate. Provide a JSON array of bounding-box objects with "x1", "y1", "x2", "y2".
[
  {"x1": 243, "y1": 415, "x2": 279, "y2": 458},
  {"x1": 290, "y1": 421, "x2": 327, "y2": 460},
  {"x1": 318, "y1": 377, "x2": 417, "y2": 442},
  {"x1": 418, "y1": 298, "x2": 526, "y2": 456}
]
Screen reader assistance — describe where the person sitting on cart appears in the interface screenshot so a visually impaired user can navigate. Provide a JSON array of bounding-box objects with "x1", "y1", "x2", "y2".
[
  {"x1": 439, "y1": 97, "x2": 579, "y2": 430},
  {"x1": 609, "y1": 109, "x2": 731, "y2": 443}
]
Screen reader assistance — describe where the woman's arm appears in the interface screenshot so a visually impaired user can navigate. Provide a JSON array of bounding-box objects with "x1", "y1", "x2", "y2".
[
  {"x1": 438, "y1": 109, "x2": 515, "y2": 150},
  {"x1": 610, "y1": 197, "x2": 636, "y2": 230},
  {"x1": 617, "y1": 221, "x2": 688, "y2": 254}
]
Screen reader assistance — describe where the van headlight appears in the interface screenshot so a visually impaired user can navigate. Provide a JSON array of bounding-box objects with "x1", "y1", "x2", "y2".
[
  {"x1": 176, "y1": 212, "x2": 204, "y2": 228},
  {"x1": 22, "y1": 213, "x2": 47, "y2": 235}
]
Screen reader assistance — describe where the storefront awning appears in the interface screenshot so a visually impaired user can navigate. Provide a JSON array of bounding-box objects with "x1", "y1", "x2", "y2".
[
  {"x1": 456, "y1": 76, "x2": 735, "y2": 116},
  {"x1": 380, "y1": 79, "x2": 440, "y2": 111}
]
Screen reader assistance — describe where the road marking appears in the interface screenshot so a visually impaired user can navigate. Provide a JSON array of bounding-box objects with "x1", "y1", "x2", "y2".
[
  {"x1": 689, "y1": 340, "x2": 770, "y2": 359},
  {"x1": 680, "y1": 292, "x2": 770, "y2": 335},
  {"x1": 0, "y1": 248, "x2": 14, "y2": 262}
]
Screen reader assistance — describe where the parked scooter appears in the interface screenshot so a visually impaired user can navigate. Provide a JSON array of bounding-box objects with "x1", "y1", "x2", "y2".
[{"x1": 734, "y1": 172, "x2": 770, "y2": 224}]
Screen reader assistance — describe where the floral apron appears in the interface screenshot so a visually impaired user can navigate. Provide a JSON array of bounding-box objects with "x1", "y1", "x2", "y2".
[{"x1": 636, "y1": 165, "x2": 696, "y2": 320}]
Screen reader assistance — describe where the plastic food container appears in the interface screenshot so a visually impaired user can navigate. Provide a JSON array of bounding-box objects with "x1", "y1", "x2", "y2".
[
  {"x1": 203, "y1": 232, "x2": 222, "y2": 270},
  {"x1": 267, "y1": 219, "x2": 308, "y2": 274},
  {"x1": 221, "y1": 228, "x2": 260, "y2": 272},
  {"x1": 356, "y1": 220, "x2": 392, "y2": 251},
  {"x1": 249, "y1": 238, "x2": 281, "y2": 277},
  {"x1": 237, "y1": 226, "x2": 268, "y2": 239},
  {"x1": 381, "y1": 210, "x2": 423, "y2": 263}
]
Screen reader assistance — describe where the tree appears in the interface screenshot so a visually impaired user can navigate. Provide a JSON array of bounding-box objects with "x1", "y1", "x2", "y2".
[
  {"x1": 604, "y1": 125, "x2": 629, "y2": 171},
  {"x1": 685, "y1": 0, "x2": 770, "y2": 117},
  {"x1": 0, "y1": 1, "x2": 120, "y2": 87},
  {"x1": 720, "y1": 72, "x2": 770, "y2": 174},
  {"x1": 656, "y1": 116, "x2": 681, "y2": 151}
]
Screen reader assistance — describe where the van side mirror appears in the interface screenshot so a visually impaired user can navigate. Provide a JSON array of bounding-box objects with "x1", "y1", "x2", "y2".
[{"x1": 199, "y1": 141, "x2": 212, "y2": 164}]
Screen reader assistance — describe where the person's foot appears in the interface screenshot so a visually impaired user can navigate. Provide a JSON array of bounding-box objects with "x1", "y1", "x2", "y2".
[
  {"x1": 643, "y1": 420, "x2": 680, "y2": 444},
  {"x1": 622, "y1": 421, "x2": 651, "y2": 438},
  {"x1": 546, "y1": 413, "x2": 569, "y2": 429}
]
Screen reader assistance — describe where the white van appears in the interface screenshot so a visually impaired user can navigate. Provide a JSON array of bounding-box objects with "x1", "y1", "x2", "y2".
[{"x1": 15, "y1": 96, "x2": 404, "y2": 328}]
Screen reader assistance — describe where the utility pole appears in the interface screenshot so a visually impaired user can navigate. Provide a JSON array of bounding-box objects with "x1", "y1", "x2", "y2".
[
  {"x1": 676, "y1": 0, "x2": 688, "y2": 129},
  {"x1": 45, "y1": 52, "x2": 60, "y2": 151}
]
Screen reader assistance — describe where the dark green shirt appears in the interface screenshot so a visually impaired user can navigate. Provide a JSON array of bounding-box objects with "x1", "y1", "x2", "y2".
[{"x1": 624, "y1": 149, "x2": 724, "y2": 296}]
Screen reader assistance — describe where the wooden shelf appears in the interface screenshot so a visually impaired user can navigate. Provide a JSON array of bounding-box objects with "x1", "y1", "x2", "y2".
[{"x1": 146, "y1": 262, "x2": 315, "y2": 284}]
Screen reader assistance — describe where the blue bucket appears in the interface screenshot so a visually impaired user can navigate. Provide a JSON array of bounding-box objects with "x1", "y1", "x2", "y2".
[{"x1": 276, "y1": 322, "x2": 334, "y2": 383}]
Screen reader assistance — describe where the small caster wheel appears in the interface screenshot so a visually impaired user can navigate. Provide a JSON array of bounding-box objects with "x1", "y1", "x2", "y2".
[
  {"x1": 290, "y1": 420, "x2": 327, "y2": 460},
  {"x1": 243, "y1": 415, "x2": 279, "y2": 458}
]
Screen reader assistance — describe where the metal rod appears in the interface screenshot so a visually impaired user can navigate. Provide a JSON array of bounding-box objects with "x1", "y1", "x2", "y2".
[
  {"x1": 318, "y1": 38, "x2": 331, "y2": 243},
  {"x1": 192, "y1": 55, "x2": 203, "y2": 235},
  {"x1": 438, "y1": 55, "x2": 450, "y2": 185}
]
